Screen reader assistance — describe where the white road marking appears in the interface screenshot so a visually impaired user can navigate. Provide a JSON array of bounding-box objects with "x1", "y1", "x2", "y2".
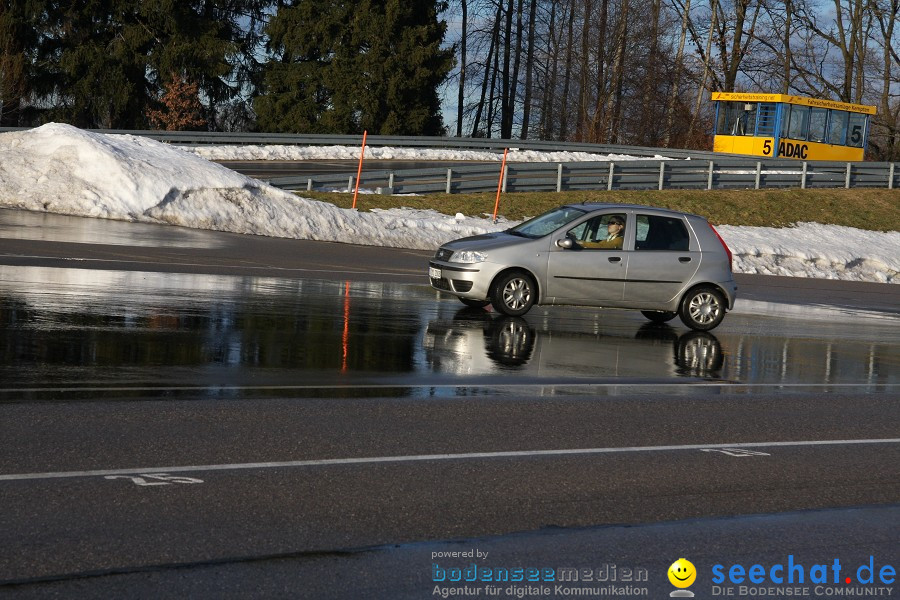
[{"x1": 1, "y1": 439, "x2": 897, "y2": 483}]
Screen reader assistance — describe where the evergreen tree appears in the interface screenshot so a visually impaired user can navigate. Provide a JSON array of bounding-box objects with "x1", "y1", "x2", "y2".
[
  {"x1": 256, "y1": 0, "x2": 454, "y2": 135},
  {"x1": 33, "y1": 1, "x2": 153, "y2": 128},
  {"x1": 8, "y1": 0, "x2": 271, "y2": 129},
  {"x1": 0, "y1": 0, "x2": 37, "y2": 126}
]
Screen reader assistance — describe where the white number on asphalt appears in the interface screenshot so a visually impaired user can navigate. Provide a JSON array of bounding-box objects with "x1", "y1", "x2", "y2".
[
  {"x1": 700, "y1": 448, "x2": 770, "y2": 457},
  {"x1": 104, "y1": 473, "x2": 204, "y2": 486}
]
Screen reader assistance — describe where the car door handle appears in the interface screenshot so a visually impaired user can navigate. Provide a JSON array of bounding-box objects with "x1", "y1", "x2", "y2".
[
  {"x1": 679, "y1": 257, "x2": 692, "y2": 263},
  {"x1": 608, "y1": 256, "x2": 622, "y2": 263}
]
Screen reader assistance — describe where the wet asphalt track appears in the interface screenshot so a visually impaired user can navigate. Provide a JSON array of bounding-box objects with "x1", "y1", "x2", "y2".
[{"x1": 0, "y1": 208, "x2": 897, "y2": 599}]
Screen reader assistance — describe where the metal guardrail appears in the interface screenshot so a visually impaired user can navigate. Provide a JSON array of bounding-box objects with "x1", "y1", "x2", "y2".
[
  {"x1": 0, "y1": 126, "x2": 717, "y2": 160},
  {"x1": 3, "y1": 127, "x2": 895, "y2": 193},
  {"x1": 269, "y1": 158, "x2": 899, "y2": 194}
]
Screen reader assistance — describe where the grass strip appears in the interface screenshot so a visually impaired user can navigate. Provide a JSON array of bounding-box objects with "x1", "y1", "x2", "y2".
[{"x1": 301, "y1": 188, "x2": 900, "y2": 232}]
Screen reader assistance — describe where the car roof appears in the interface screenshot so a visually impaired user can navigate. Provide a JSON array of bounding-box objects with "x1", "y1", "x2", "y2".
[{"x1": 565, "y1": 202, "x2": 704, "y2": 220}]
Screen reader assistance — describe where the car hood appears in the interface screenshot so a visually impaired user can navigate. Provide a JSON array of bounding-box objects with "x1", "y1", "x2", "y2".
[{"x1": 442, "y1": 231, "x2": 532, "y2": 251}]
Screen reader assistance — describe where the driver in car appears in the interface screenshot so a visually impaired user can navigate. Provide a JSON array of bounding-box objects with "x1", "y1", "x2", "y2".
[{"x1": 582, "y1": 216, "x2": 625, "y2": 249}]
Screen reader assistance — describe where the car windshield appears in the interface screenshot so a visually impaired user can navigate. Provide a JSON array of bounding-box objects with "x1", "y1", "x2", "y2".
[{"x1": 508, "y1": 206, "x2": 588, "y2": 238}]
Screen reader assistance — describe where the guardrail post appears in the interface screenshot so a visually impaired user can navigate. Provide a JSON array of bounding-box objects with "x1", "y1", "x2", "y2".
[
  {"x1": 446, "y1": 168, "x2": 453, "y2": 194},
  {"x1": 890, "y1": 163, "x2": 896, "y2": 189},
  {"x1": 607, "y1": 162, "x2": 615, "y2": 191},
  {"x1": 557, "y1": 163, "x2": 563, "y2": 192},
  {"x1": 707, "y1": 161, "x2": 714, "y2": 190},
  {"x1": 755, "y1": 162, "x2": 762, "y2": 189},
  {"x1": 845, "y1": 163, "x2": 852, "y2": 188},
  {"x1": 307, "y1": 178, "x2": 313, "y2": 191},
  {"x1": 658, "y1": 162, "x2": 666, "y2": 190},
  {"x1": 801, "y1": 162, "x2": 808, "y2": 189},
  {"x1": 502, "y1": 164, "x2": 509, "y2": 193},
  {"x1": 389, "y1": 172, "x2": 394, "y2": 189},
  {"x1": 348, "y1": 176, "x2": 354, "y2": 192}
]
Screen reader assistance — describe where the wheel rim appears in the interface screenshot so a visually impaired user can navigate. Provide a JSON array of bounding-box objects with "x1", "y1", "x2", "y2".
[
  {"x1": 682, "y1": 337, "x2": 718, "y2": 370},
  {"x1": 502, "y1": 278, "x2": 531, "y2": 310},
  {"x1": 498, "y1": 320, "x2": 528, "y2": 356},
  {"x1": 688, "y1": 292, "x2": 722, "y2": 325}
]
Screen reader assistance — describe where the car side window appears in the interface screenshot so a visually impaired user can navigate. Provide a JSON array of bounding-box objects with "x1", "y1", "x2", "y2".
[
  {"x1": 567, "y1": 214, "x2": 626, "y2": 250},
  {"x1": 634, "y1": 215, "x2": 690, "y2": 251}
]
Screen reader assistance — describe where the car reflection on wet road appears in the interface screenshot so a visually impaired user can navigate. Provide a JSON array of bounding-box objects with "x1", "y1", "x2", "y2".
[{"x1": 0, "y1": 265, "x2": 896, "y2": 402}]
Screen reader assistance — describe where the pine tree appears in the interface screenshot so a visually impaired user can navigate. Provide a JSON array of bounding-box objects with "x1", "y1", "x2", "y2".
[{"x1": 255, "y1": 0, "x2": 454, "y2": 135}]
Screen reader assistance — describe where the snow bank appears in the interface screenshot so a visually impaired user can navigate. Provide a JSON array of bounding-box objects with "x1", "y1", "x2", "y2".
[
  {"x1": 0, "y1": 123, "x2": 502, "y2": 249},
  {"x1": 0, "y1": 124, "x2": 897, "y2": 283},
  {"x1": 185, "y1": 144, "x2": 671, "y2": 163},
  {"x1": 720, "y1": 223, "x2": 900, "y2": 283}
]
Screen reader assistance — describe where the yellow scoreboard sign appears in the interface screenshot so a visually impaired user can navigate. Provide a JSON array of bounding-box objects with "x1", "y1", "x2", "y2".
[
  {"x1": 711, "y1": 93, "x2": 875, "y2": 161},
  {"x1": 713, "y1": 136, "x2": 865, "y2": 162}
]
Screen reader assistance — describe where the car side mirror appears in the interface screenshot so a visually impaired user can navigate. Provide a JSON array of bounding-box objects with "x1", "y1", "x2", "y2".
[{"x1": 556, "y1": 237, "x2": 575, "y2": 249}]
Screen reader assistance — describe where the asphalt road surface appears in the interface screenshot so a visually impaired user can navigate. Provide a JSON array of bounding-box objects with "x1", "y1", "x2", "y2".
[{"x1": 0, "y1": 209, "x2": 897, "y2": 599}]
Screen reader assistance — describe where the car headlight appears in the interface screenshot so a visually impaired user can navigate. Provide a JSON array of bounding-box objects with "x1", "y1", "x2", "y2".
[{"x1": 450, "y1": 250, "x2": 487, "y2": 264}]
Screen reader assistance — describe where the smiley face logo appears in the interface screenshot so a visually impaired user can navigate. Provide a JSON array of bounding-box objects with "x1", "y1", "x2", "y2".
[{"x1": 668, "y1": 558, "x2": 697, "y2": 588}]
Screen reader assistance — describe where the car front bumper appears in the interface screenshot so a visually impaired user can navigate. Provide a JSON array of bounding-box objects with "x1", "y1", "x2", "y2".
[{"x1": 428, "y1": 261, "x2": 502, "y2": 300}]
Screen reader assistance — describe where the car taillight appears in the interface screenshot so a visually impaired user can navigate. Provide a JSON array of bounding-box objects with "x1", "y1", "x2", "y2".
[{"x1": 708, "y1": 222, "x2": 732, "y2": 272}]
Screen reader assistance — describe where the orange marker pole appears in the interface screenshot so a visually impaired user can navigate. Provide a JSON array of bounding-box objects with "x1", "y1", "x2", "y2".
[
  {"x1": 352, "y1": 130, "x2": 367, "y2": 209},
  {"x1": 492, "y1": 147, "x2": 508, "y2": 223}
]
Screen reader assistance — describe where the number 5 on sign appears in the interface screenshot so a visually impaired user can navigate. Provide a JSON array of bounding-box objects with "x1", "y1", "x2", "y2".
[{"x1": 104, "y1": 473, "x2": 204, "y2": 486}]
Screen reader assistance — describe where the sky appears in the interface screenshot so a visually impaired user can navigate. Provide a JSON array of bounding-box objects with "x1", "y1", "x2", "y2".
[{"x1": 0, "y1": 123, "x2": 897, "y2": 284}]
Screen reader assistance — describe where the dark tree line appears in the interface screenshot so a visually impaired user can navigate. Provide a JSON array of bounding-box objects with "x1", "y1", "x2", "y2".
[
  {"x1": 2, "y1": 0, "x2": 899, "y2": 158},
  {"x1": 0, "y1": 0, "x2": 452, "y2": 134}
]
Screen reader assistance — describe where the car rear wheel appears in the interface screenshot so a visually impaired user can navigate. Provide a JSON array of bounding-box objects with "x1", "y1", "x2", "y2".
[
  {"x1": 679, "y1": 286, "x2": 726, "y2": 331},
  {"x1": 641, "y1": 310, "x2": 677, "y2": 323},
  {"x1": 459, "y1": 298, "x2": 490, "y2": 308},
  {"x1": 490, "y1": 271, "x2": 536, "y2": 317}
]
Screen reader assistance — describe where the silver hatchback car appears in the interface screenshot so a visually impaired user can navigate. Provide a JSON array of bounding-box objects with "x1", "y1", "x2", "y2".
[{"x1": 428, "y1": 203, "x2": 737, "y2": 331}]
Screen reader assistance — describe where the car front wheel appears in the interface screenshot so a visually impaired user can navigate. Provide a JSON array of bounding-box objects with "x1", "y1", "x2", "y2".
[
  {"x1": 679, "y1": 287, "x2": 726, "y2": 331},
  {"x1": 491, "y1": 271, "x2": 536, "y2": 317}
]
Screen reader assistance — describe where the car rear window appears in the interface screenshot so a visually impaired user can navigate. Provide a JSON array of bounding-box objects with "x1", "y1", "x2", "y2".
[{"x1": 634, "y1": 215, "x2": 690, "y2": 251}]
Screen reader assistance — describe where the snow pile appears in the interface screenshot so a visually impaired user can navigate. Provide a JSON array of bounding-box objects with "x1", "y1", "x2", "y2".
[
  {"x1": 0, "y1": 123, "x2": 500, "y2": 249},
  {"x1": 719, "y1": 223, "x2": 899, "y2": 283},
  {"x1": 185, "y1": 144, "x2": 671, "y2": 163},
  {"x1": 0, "y1": 124, "x2": 897, "y2": 283}
]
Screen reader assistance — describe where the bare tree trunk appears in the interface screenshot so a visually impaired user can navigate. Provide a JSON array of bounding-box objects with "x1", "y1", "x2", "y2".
[
  {"x1": 471, "y1": 1, "x2": 503, "y2": 137},
  {"x1": 540, "y1": 0, "x2": 562, "y2": 139},
  {"x1": 488, "y1": 15, "x2": 502, "y2": 137},
  {"x1": 688, "y1": 0, "x2": 718, "y2": 139},
  {"x1": 500, "y1": 0, "x2": 514, "y2": 138},
  {"x1": 873, "y1": 0, "x2": 899, "y2": 159},
  {"x1": 576, "y1": 0, "x2": 593, "y2": 140},
  {"x1": 456, "y1": 0, "x2": 467, "y2": 137},
  {"x1": 506, "y1": 0, "x2": 524, "y2": 138},
  {"x1": 559, "y1": 1, "x2": 576, "y2": 140},
  {"x1": 520, "y1": 0, "x2": 537, "y2": 139},
  {"x1": 606, "y1": 0, "x2": 629, "y2": 144},
  {"x1": 782, "y1": 0, "x2": 793, "y2": 93},
  {"x1": 663, "y1": 0, "x2": 691, "y2": 147},
  {"x1": 639, "y1": 0, "x2": 661, "y2": 144},
  {"x1": 589, "y1": 0, "x2": 610, "y2": 142}
]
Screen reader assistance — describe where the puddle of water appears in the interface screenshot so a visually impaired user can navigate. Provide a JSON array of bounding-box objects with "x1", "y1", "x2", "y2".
[
  {"x1": 0, "y1": 266, "x2": 897, "y2": 402},
  {"x1": 0, "y1": 207, "x2": 227, "y2": 249}
]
